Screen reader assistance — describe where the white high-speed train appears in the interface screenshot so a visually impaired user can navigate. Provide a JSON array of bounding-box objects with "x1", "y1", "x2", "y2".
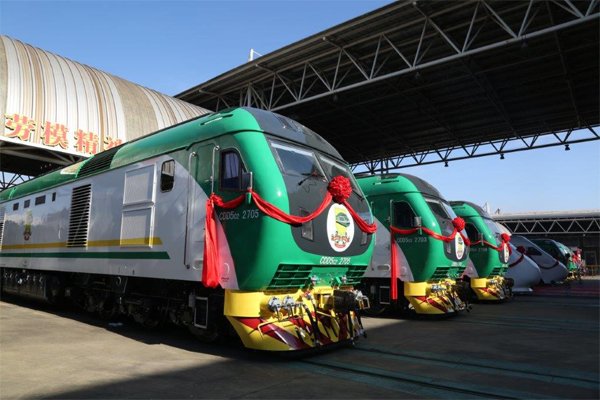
[
  {"x1": 505, "y1": 243, "x2": 542, "y2": 293},
  {"x1": 491, "y1": 223, "x2": 541, "y2": 293},
  {"x1": 509, "y1": 235, "x2": 569, "y2": 284}
]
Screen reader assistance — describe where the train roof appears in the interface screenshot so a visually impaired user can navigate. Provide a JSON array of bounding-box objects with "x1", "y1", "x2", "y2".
[
  {"x1": 0, "y1": 107, "x2": 342, "y2": 201},
  {"x1": 356, "y1": 173, "x2": 446, "y2": 200},
  {"x1": 450, "y1": 200, "x2": 492, "y2": 219}
]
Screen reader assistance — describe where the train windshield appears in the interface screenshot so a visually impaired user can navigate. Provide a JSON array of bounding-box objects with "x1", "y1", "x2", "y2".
[
  {"x1": 483, "y1": 217, "x2": 504, "y2": 243},
  {"x1": 424, "y1": 196, "x2": 456, "y2": 235},
  {"x1": 556, "y1": 242, "x2": 573, "y2": 257},
  {"x1": 318, "y1": 155, "x2": 362, "y2": 194},
  {"x1": 270, "y1": 141, "x2": 325, "y2": 181},
  {"x1": 269, "y1": 139, "x2": 362, "y2": 195}
]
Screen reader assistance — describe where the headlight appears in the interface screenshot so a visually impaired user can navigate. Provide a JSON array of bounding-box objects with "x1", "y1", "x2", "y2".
[{"x1": 267, "y1": 296, "x2": 281, "y2": 312}]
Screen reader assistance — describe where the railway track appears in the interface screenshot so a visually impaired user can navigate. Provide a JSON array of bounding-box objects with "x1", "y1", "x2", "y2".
[
  {"x1": 352, "y1": 345, "x2": 599, "y2": 389},
  {"x1": 290, "y1": 342, "x2": 599, "y2": 399},
  {"x1": 297, "y1": 358, "x2": 535, "y2": 399},
  {"x1": 452, "y1": 314, "x2": 599, "y2": 333}
]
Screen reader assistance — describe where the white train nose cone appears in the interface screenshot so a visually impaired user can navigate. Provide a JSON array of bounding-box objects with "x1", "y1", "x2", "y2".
[{"x1": 505, "y1": 255, "x2": 542, "y2": 293}]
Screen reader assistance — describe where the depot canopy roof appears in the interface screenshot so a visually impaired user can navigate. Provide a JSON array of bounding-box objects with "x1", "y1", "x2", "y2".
[{"x1": 178, "y1": 0, "x2": 599, "y2": 170}]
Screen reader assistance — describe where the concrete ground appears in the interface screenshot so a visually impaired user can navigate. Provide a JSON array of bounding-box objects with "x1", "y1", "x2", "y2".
[{"x1": 1, "y1": 278, "x2": 598, "y2": 399}]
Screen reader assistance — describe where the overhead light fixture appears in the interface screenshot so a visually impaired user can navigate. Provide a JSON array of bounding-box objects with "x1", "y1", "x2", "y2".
[
  {"x1": 444, "y1": 161, "x2": 449, "y2": 167},
  {"x1": 500, "y1": 153, "x2": 505, "y2": 160},
  {"x1": 565, "y1": 144, "x2": 570, "y2": 151}
]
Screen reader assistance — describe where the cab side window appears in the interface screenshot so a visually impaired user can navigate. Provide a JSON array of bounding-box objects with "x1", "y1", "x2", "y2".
[
  {"x1": 465, "y1": 223, "x2": 480, "y2": 242},
  {"x1": 220, "y1": 150, "x2": 244, "y2": 191},
  {"x1": 161, "y1": 160, "x2": 175, "y2": 192},
  {"x1": 393, "y1": 201, "x2": 416, "y2": 228}
]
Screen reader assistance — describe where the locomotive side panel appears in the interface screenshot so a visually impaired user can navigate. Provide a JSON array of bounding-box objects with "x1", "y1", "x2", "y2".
[
  {"x1": 0, "y1": 154, "x2": 204, "y2": 283},
  {"x1": 1, "y1": 183, "x2": 72, "y2": 270}
]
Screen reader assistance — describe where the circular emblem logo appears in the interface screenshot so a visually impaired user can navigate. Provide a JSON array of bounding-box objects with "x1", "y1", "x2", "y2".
[
  {"x1": 326, "y1": 204, "x2": 354, "y2": 252},
  {"x1": 455, "y1": 234, "x2": 465, "y2": 260}
]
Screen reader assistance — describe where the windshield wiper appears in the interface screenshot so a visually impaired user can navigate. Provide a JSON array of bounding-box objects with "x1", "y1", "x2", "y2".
[{"x1": 298, "y1": 171, "x2": 326, "y2": 185}]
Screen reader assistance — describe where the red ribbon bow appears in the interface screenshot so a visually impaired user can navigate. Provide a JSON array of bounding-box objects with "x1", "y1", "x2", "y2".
[
  {"x1": 452, "y1": 217, "x2": 466, "y2": 232},
  {"x1": 328, "y1": 176, "x2": 353, "y2": 203}
]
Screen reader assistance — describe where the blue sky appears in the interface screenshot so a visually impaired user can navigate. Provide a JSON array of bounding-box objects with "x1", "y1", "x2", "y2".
[{"x1": 1, "y1": 0, "x2": 599, "y2": 212}]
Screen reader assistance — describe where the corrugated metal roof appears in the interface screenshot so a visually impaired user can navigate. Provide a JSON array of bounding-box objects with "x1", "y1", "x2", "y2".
[{"x1": 0, "y1": 35, "x2": 211, "y2": 176}]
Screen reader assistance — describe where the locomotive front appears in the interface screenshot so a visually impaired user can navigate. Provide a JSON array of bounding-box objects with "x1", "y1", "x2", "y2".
[
  {"x1": 207, "y1": 109, "x2": 374, "y2": 351},
  {"x1": 451, "y1": 201, "x2": 512, "y2": 301},
  {"x1": 357, "y1": 174, "x2": 469, "y2": 316}
]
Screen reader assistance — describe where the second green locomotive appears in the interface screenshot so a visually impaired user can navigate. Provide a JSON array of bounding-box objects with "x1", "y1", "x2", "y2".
[
  {"x1": 357, "y1": 174, "x2": 470, "y2": 316},
  {"x1": 450, "y1": 201, "x2": 512, "y2": 301}
]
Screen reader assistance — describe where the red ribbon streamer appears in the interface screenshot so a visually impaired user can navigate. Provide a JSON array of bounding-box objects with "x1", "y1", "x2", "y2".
[
  {"x1": 202, "y1": 176, "x2": 376, "y2": 288},
  {"x1": 250, "y1": 190, "x2": 332, "y2": 226},
  {"x1": 509, "y1": 254, "x2": 524, "y2": 268},
  {"x1": 470, "y1": 233, "x2": 512, "y2": 255},
  {"x1": 343, "y1": 199, "x2": 377, "y2": 234},
  {"x1": 388, "y1": 217, "x2": 469, "y2": 301},
  {"x1": 202, "y1": 194, "x2": 246, "y2": 287},
  {"x1": 202, "y1": 198, "x2": 220, "y2": 288},
  {"x1": 390, "y1": 234, "x2": 399, "y2": 301},
  {"x1": 509, "y1": 245, "x2": 526, "y2": 267}
]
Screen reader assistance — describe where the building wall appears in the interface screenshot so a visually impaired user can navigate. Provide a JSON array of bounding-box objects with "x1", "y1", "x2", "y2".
[
  {"x1": 0, "y1": 35, "x2": 210, "y2": 158},
  {"x1": 496, "y1": 214, "x2": 600, "y2": 267}
]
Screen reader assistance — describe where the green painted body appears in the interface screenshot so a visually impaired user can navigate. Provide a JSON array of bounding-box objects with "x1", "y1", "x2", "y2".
[
  {"x1": 532, "y1": 239, "x2": 577, "y2": 271},
  {"x1": 450, "y1": 201, "x2": 507, "y2": 278},
  {"x1": 357, "y1": 174, "x2": 468, "y2": 282},
  {"x1": 0, "y1": 108, "x2": 374, "y2": 292}
]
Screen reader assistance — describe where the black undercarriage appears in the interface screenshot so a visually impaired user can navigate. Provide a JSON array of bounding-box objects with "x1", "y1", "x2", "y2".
[{"x1": 0, "y1": 268, "x2": 232, "y2": 341}]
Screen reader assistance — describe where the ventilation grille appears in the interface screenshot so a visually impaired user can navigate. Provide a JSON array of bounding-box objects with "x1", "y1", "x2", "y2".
[
  {"x1": 431, "y1": 267, "x2": 450, "y2": 280},
  {"x1": 431, "y1": 265, "x2": 465, "y2": 281},
  {"x1": 0, "y1": 207, "x2": 5, "y2": 246},
  {"x1": 490, "y1": 266, "x2": 506, "y2": 277},
  {"x1": 77, "y1": 146, "x2": 120, "y2": 178},
  {"x1": 268, "y1": 265, "x2": 312, "y2": 289},
  {"x1": 345, "y1": 265, "x2": 367, "y2": 285},
  {"x1": 67, "y1": 185, "x2": 92, "y2": 247}
]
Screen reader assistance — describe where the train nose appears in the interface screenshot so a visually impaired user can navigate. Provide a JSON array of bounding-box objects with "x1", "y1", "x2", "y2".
[{"x1": 524, "y1": 264, "x2": 543, "y2": 287}]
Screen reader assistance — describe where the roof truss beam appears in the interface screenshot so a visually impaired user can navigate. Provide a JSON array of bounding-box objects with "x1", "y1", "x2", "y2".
[
  {"x1": 352, "y1": 125, "x2": 600, "y2": 173},
  {"x1": 0, "y1": 172, "x2": 32, "y2": 190},
  {"x1": 198, "y1": 1, "x2": 598, "y2": 115},
  {"x1": 496, "y1": 216, "x2": 600, "y2": 234}
]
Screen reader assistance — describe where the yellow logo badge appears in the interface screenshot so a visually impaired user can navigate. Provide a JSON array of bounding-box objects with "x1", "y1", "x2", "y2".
[{"x1": 327, "y1": 204, "x2": 354, "y2": 252}]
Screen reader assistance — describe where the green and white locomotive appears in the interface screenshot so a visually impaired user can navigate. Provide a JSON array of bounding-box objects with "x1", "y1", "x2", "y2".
[
  {"x1": 357, "y1": 174, "x2": 470, "y2": 316},
  {"x1": 0, "y1": 107, "x2": 375, "y2": 351},
  {"x1": 450, "y1": 201, "x2": 512, "y2": 301}
]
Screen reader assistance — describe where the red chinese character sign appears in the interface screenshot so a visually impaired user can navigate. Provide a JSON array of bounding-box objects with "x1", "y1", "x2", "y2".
[
  {"x1": 74, "y1": 129, "x2": 99, "y2": 155},
  {"x1": 4, "y1": 114, "x2": 36, "y2": 141},
  {"x1": 41, "y1": 122, "x2": 69, "y2": 149},
  {"x1": 2, "y1": 113, "x2": 123, "y2": 156},
  {"x1": 103, "y1": 136, "x2": 123, "y2": 150}
]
